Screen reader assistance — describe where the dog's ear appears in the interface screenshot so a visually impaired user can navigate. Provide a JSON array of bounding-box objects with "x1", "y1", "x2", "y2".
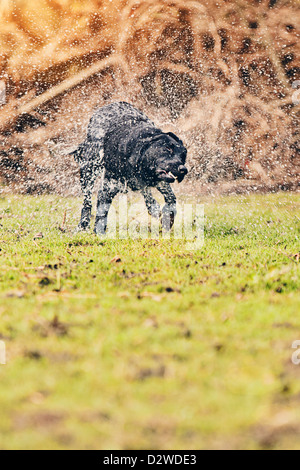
[
  {"x1": 167, "y1": 132, "x2": 187, "y2": 163},
  {"x1": 129, "y1": 134, "x2": 162, "y2": 168},
  {"x1": 166, "y1": 132, "x2": 184, "y2": 146},
  {"x1": 181, "y1": 147, "x2": 187, "y2": 164}
]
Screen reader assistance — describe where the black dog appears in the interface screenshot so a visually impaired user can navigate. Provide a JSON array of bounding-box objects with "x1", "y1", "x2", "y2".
[{"x1": 72, "y1": 102, "x2": 188, "y2": 235}]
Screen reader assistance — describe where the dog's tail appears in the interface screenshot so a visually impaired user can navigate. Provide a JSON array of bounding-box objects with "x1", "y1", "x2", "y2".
[
  {"x1": 47, "y1": 141, "x2": 83, "y2": 161},
  {"x1": 49, "y1": 139, "x2": 104, "y2": 171},
  {"x1": 69, "y1": 144, "x2": 85, "y2": 165}
]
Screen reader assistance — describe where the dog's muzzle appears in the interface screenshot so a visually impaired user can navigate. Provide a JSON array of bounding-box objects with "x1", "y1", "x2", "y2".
[{"x1": 156, "y1": 165, "x2": 188, "y2": 183}]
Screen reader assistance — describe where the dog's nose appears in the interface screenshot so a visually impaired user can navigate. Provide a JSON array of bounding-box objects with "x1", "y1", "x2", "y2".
[{"x1": 178, "y1": 166, "x2": 188, "y2": 175}]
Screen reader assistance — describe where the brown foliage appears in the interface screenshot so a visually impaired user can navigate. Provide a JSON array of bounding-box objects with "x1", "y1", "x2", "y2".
[{"x1": 0, "y1": 0, "x2": 299, "y2": 194}]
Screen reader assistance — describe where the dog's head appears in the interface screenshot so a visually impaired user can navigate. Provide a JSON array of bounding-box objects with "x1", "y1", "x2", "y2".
[{"x1": 142, "y1": 132, "x2": 188, "y2": 184}]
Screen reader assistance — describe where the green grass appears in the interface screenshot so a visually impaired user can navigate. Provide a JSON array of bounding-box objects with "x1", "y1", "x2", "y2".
[{"x1": 0, "y1": 192, "x2": 299, "y2": 450}]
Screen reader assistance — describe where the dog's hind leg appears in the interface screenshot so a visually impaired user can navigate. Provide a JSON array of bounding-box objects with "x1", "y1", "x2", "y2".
[
  {"x1": 142, "y1": 187, "x2": 161, "y2": 219},
  {"x1": 94, "y1": 175, "x2": 120, "y2": 235},
  {"x1": 76, "y1": 140, "x2": 104, "y2": 231},
  {"x1": 157, "y1": 182, "x2": 177, "y2": 231},
  {"x1": 79, "y1": 162, "x2": 98, "y2": 230}
]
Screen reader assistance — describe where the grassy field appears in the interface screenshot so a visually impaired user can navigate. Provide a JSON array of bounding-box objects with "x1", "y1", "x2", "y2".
[{"x1": 0, "y1": 192, "x2": 299, "y2": 450}]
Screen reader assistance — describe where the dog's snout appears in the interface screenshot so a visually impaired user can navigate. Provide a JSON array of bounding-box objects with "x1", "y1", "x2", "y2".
[{"x1": 179, "y1": 165, "x2": 188, "y2": 175}]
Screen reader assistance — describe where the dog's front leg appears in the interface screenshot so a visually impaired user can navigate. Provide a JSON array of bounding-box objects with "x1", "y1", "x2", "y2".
[
  {"x1": 142, "y1": 187, "x2": 161, "y2": 219},
  {"x1": 94, "y1": 177, "x2": 120, "y2": 235},
  {"x1": 157, "y1": 182, "x2": 177, "y2": 231}
]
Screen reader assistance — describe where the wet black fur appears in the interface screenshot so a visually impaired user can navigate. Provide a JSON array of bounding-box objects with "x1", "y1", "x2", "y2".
[{"x1": 72, "y1": 102, "x2": 188, "y2": 235}]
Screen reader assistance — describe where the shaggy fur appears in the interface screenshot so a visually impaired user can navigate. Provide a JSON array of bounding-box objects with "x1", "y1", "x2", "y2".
[{"x1": 72, "y1": 102, "x2": 188, "y2": 235}]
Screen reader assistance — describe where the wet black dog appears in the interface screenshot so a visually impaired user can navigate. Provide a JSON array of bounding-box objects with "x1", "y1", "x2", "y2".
[{"x1": 72, "y1": 102, "x2": 188, "y2": 235}]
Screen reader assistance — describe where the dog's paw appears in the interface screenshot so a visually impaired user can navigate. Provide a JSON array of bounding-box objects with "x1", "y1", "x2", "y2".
[
  {"x1": 94, "y1": 218, "x2": 107, "y2": 236},
  {"x1": 94, "y1": 229, "x2": 106, "y2": 237},
  {"x1": 149, "y1": 204, "x2": 161, "y2": 220},
  {"x1": 76, "y1": 223, "x2": 90, "y2": 233},
  {"x1": 161, "y1": 205, "x2": 176, "y2": 231}
]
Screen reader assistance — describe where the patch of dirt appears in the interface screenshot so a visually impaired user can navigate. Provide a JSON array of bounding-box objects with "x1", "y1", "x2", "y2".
[
  {"x1": 14, "y1": 411, "x2": 66, "y2": 431},
  {"x1": 32, "y1": 315, "x2": 70, "y2": 338},
  {"x1": 253, "y1": 414, "x2": 300, "y2": 449}
]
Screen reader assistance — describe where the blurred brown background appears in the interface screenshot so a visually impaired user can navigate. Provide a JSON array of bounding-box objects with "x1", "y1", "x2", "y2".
[{"x1": 0, "y1": 0, "x2": 299, "y2": 195}]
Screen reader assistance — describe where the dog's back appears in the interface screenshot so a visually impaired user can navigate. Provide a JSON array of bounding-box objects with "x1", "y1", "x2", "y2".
[
  {"x1": 72, "y1": 102, "x2": 155, "y2": 167},
  {"x1": 87, "y1": 102, "x2": 153, "y2": 141}
]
